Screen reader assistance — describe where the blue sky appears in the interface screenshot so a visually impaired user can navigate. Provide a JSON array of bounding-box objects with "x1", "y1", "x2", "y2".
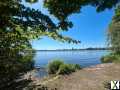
[{"x1": 24, "y1": 0, "x2": 114, "y2": 50}]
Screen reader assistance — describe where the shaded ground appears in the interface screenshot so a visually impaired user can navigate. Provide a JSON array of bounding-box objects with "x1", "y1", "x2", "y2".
[{"x1": 34, "y1": 63, "x2": 120, "y2": 90}]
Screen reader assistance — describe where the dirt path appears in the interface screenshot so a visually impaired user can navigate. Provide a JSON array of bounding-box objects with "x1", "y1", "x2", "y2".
[{"x1": 42, "y1": 63, "x2": 120, "y2": 90}]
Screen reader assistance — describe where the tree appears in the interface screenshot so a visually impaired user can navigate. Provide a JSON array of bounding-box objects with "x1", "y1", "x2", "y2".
[
  {"x1": 108, "y1": 5, "x2": 120, "y2": 53},
  {"x1": 44, "y1": 0, "x2": 119, "y2": 29},
  {"x1": 0, "y1": 0, "x2": 120, "y2": 89},
  {"x1": 0, "y1": 0, "x2": 79, "y2": 88}
]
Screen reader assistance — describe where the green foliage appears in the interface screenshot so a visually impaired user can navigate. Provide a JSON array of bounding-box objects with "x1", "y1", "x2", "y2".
[
  {"x1": 44, "y1": 0, "x2": 119, "y2": 30},
  {"x1": 0, "y1": 0, "x2": 120, "y2": 89},
  {"x1": 74, "y1": 64, "x2": 81, "y2": 70},
  {"x1": 57, "y1": 64, "x2": 73, "y2": 75},
  {"x1": 57, "y1": 64, "x2": 81, "y2": 75},
  {"x1": 108, "y1": 5, "x2": 120, "y2": 53},
  {"x1": 0, "y1": 49, "x2": 35, "y2": 88},
  {"x1": 25, "y1": 0, "x2": 38, "y2": 3},
  {"x1": 47, "y1": 60, "x2": 64, "y2": 74},
  {"x1": 47, "y1": 60, "x2": 81, "y2": 75},
  {"x1": 101, "y1": 53, "x2": 120, "y2": 63},
  {"x1": 0, "y1": 0, "x2": 81, "y2": 88}
]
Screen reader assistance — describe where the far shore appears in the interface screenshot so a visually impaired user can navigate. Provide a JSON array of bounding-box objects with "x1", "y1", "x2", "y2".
[
  {"x1": 35, "y1": 49, "x2": 111, "y2": 51},
  {"x1": 25, "y1": 47, "x2": 112, "y2": 51}
]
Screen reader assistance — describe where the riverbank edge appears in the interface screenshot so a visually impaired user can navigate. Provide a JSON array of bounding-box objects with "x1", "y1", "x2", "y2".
[{"x1": 24, "y1": 63, "x2": 120, "y2": 90}]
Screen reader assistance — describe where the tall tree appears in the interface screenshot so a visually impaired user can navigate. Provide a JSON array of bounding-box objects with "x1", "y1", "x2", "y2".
[
  {"x1": 0, "y1": 0, "x2": 120, "y2": 89},
  {"x1": 0, "y1": 0, "x2": 79, "y2": 88},
  {"x1": 108, "y1": 5, "x2": 120, "y2": 53}
]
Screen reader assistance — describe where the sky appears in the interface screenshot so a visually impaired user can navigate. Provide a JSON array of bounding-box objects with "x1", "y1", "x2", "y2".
[{"x1": 24, "y1": 0, "x2": 114, "y2": 50}]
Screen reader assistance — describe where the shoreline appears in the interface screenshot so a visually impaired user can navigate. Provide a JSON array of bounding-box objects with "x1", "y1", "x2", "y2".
[{"x1": 24, "y1": 63, "x2": 120, "y2": 90}]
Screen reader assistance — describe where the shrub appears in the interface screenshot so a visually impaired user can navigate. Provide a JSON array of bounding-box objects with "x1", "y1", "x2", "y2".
[
  {"x1": 47, "y1": 60, "x2": 64, "y2": 74},
  {"x1": 101, "y1": 53, "x2": 120, "y2": 63},
  {"x1": 57, "y1": 64, "x2": 81, "y2": 75},
  {"x1": 57, "y1": 64, "x2": 72, "y2": 75},
  {"x1": 74, "y1": 64, "x2": 81, "y2": 70},
  {"x1": 47, "y1": 60, "x2": 81, "y2": 75}
]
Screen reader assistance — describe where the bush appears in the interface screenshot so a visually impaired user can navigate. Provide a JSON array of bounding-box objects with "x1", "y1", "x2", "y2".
[
  {"x1": 74, "y1": 64, "x2": 81, "y2": 70},
  {"x1": 47, "y1": 60, "x2": 81, "y2": 75},
  {"x1": 101, "y1": 53, "x2": 120, "y2": 63},
  {"x1": 57, "y1": 64, "x2": 73, "y2": 75},
  {"x1": 47, "y1": 60, "x2": 64, "y2": 74},
  {"x1": 57, "y1": 64, "x2": 81, "y2": 75}
]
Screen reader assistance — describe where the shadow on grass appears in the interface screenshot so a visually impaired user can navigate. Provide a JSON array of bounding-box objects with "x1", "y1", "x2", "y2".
[
  {"x1": 26, "y1": 85, "x2": 58, "y2": 90},
  {"x1": 0, "y1": 79, "x2": 58, "y2": 90},
  {"x1": 0, "y1": 79, "x2": 32, "y2": 90}
]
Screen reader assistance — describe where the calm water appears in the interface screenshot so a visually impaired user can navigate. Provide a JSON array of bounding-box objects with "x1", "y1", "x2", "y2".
[
  {"x1": 33, "y1": 50, "x2": 109, "y2": 78},
  {"x1": 34, "y1": 50, "x2": 109, "y2": 68}
]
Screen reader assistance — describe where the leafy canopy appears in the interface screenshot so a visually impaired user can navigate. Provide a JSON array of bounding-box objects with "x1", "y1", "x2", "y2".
[
  {"x1": 108, "y1": 5, "x2": 120, "y2": 53},
  {"x1": 0, "y1": 0, "x2": 120, "y2": 89},
  {"x1": 44, "y1": 0, "x2": 119, "y2": 30}
]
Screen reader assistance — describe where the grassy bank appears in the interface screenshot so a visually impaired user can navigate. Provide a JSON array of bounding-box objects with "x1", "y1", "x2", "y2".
[{"x1": 101, "y1": 53, "x2": 120, "y2": 63}]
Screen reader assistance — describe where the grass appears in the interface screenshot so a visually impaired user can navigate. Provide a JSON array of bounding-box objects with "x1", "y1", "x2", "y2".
[
  {"x1": 47, "y1": 60, "x2": 64, "y2": 74},
  {"x1": 101, "y1": 53, "x2": 120, "y2": 63},
  {"x1": 47, "y1": 60, "x2": 81, "y2": 75}
]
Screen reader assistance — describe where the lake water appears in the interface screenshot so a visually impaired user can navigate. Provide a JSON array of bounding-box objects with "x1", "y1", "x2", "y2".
[
  {"x1": 34, "y1": 50, "x2": 109, "y2": 68},
  {"x1": 33, "y1": 50, "x2": 109, "y2": 78}
]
